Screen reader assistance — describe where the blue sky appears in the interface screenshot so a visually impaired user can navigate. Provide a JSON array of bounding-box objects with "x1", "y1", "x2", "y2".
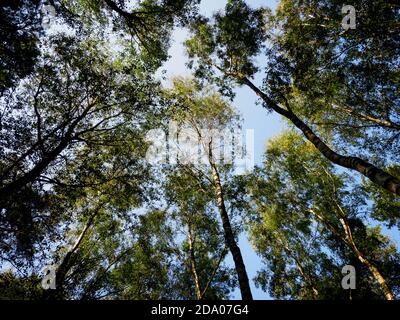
[{"x1": 160, "y1": 0, "x2": 399, "y2": 300}]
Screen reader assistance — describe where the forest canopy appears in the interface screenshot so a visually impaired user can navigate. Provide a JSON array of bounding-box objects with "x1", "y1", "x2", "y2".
[{"x1": 0, "y1": 0, "x2": 399, "y2": 300}]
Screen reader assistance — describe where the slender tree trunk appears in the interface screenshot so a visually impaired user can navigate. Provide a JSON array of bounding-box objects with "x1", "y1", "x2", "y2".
[
  {"x1": 292, "y1": 258, "x2": 319, "y2": 300},
  {"x1": 200, "y1": 247, "x2": 227, "y2": 299},
  {"x1": 280, "y1": 240, "x2": 319, "y2": 299},
  {"x1": 309, "y1": 209, "x2": 395, "y2": 300},
  {"x1": 355, "y1": 253, "x2": 394, "y2": 300},
  {"x1": 187, "y1": 223, "x2": 202, "y2": 300},
  {"x1": 240, "y1": 76, "x2": 400, "y2": 196},
  {"x1": 334, "y1": 106, "x2": 400, "y2": 130},
  {"x1": 43, "y1": 208, "x2": 99, "y2": 299},
  {"x1": 186, "y1": 102, "x2": 252, "y2": 299},
  {"x1": 337, "y1": 216, "x2": 395, "y2": 300},
  {"x1": 207, "y1": 145, "x2": 253, "y2": 300}
]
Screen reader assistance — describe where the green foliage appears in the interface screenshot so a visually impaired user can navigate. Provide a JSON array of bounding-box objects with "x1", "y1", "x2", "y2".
[
  {"x1": 185, "y1": 0, "x2": 400, "y2": 191},
  {"x1": 0, "y1": 271, "x2": 42, "y2": 300},
  {"x1": 163, "y1": 169, "x2": 236, "y2": 299},
  {"x1": 269, "y1": 0, "x2": 400, "y2": 162},
  {"x1": 61, "y1": 0, "x2": 200, "y2": 67},
  {"x1": 185, "y1": 0, "x2": 270, "y2": 98},
  {"x1": 245, "y1": 130, "x2": 400, "y2": 299},
  {"x1": 1, "y1": 0, "x2": 399, "y2": 302},
  {"x1": 363, "y1": 165, "x2": 400, "y2": 228},
  {"x1": 0, "y1": 36, "x2": 158, "y2": 258}
]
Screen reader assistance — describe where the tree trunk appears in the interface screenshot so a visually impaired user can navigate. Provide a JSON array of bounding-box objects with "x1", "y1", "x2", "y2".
[
  {"x1": 309, "y1": 208, "x2": 395, "y2": 300},
  {"x1": 338, "y1": 216, "x2": 395, "y2": 300},
  {"x1": 43, "y1": 208, "x2": 99, "y2": 300},
  {"x1": 279, "y1": 238, "x2": 319, "y2": 299},
  {"x1": 241, "y1": 76, "x2": 400, "y2": 196},
  {"x1": 207, "y1": 146, "x2": 253, "y2": 300},
  {"x1": 187, "y1": 223, "x2": 202, "y2": 300},
  {"x1": 200, "y1": 247, "x2": 227, "y2": 299}
]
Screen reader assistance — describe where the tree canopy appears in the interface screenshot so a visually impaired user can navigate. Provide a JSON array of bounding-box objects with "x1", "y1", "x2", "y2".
[{"x1": 0, "y1": 0, "x2": 399, "y2": 301}]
